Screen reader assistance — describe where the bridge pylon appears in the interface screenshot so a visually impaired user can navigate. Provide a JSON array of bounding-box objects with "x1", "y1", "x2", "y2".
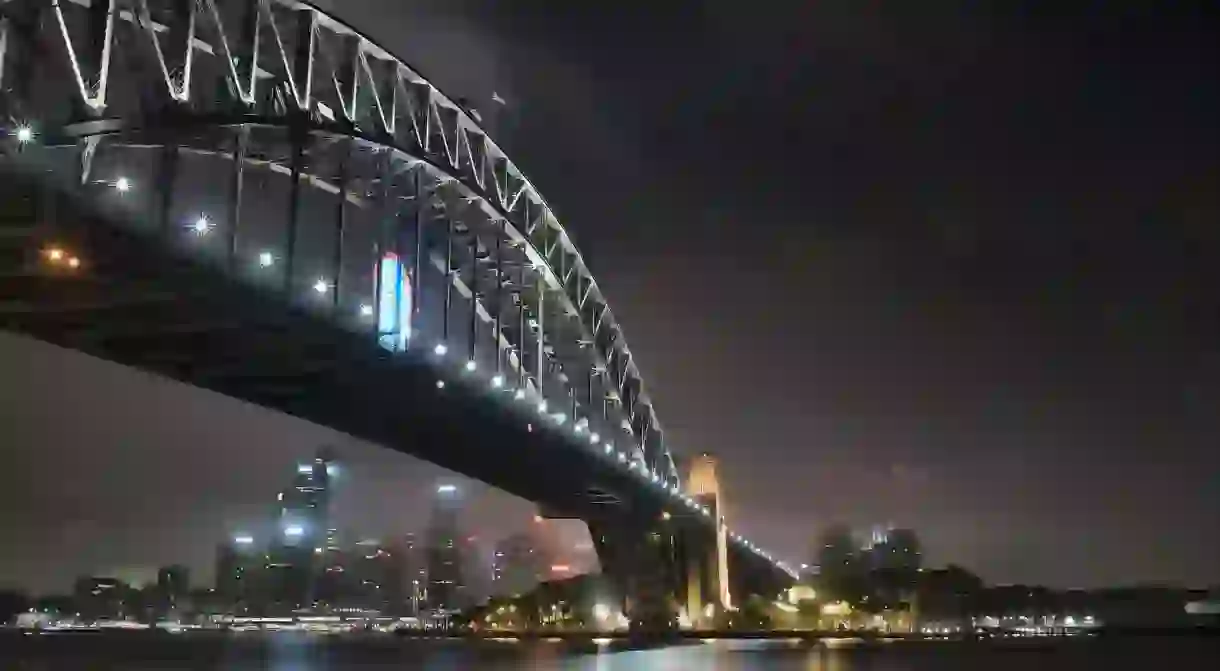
[
  {"x1": 587, "y1": 516, "x2": 682, "y2": 632},
  {"x1": 681, "y1": 452, "x2": 730, "y2": 627}
]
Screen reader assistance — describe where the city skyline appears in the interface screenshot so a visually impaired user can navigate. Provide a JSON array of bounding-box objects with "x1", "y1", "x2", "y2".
[
  {"x1": 3, "y1": 446, "x2": 987, "y2": 609},
  {"x1": 0, "y1": 431, "x2": 598, "y2": 598},
  {"x1": 1, "y1": 321, "x2": 1216, "y2": 591},
  {"x1": 2, "y1": 0, "x2": 1219, "y2": 595}
]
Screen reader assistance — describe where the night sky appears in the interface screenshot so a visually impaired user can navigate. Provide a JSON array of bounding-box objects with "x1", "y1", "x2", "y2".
[{"x1": 3, "y1": 0, "x2": 1219, "y2": 593}]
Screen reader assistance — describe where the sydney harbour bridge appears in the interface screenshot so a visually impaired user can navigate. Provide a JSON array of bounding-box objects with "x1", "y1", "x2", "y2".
[{"x1": 0, "y1": 0, "x2": 796, "y2": 630}]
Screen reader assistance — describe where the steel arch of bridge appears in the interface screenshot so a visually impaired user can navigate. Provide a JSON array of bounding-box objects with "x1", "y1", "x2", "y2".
[{"x1": 0, "y1": 0, "x2": 796, "y2": 579}]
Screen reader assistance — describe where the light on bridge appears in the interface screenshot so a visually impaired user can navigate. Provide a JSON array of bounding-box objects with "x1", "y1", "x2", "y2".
[
  {"x1": 258, "y1": 251, "x2": 275, "y2": 268},
  {"x1": 359, "y1": 304, "x2": 374, "y2": 317},
  {"x1": 513, "y1": 388, "x2": 525, "y2": 400},
  {"x1": 14, "y1": 125, "x2": 34, "y2": 143},
  {"x1": 604, "y1": 443, "x2": 613, "y2": 455},
  {"x1": 114, "y1": 177, "x2": 132, "y2": 192},
  {"x1": 590, "y1": 432, "x2": 600, "y2": 444},
  {"x1": 433, "y1": 342, "x2": 448, "y2": 357},
  {"x1": 537, "y1": 400, "x2": 548, "y2": 413},
  {"x1": 465, "y1": 360, "x2": 477, "y2": 372},
  {"x1": 43, "y1": 246, "x2": 81, "y2": 271},
  {"x1": 553, "y1": 412, "x2": 566, "y2": 425},
  {"x1": 435, "y1": 379, "x2": 446, "y2": 389},
  {"x1": 490, "y1": 374, "x2": 504, "y2": 388},
  {"x1": 192, "y1": 215, "x2": 211, "y2": 236},
  {"x1": 312, "y1": 278, "x2": 330, "y2": 294},
  {"x1": 233, "y1": 535, "x2": 254, "y2": 545}
]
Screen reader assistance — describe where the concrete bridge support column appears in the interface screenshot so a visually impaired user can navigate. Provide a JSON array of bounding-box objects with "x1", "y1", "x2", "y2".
[
  {"x1": 676, "y1": 521, "x2": 722, "y2": 629},
  {"x1": 587, "y1": 518, "x2": 680, "y2": 632}
]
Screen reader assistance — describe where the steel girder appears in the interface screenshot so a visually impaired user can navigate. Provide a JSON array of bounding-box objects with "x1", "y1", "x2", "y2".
[
  {"x1": 0, "y1": 0, "x2": 800, "y2": 580},
  {"x1": 1, "y1": 0, "x2": 676, "y2": 482}
]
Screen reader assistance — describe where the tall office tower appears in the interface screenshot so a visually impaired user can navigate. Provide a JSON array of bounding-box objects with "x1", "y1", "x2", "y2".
[
  {"x1": 492, "y1": 532, "x2": 545, "y2": 597},
  {"x1": 73, "y1": 576, "x2": 130, "y2": 621},
  {"x1": 882, "y1": 527, "x2": 922, "y2": 573},
  {"x1": 685, "y1": 452, "x2": 731, "y2": 613},
  {"x1": 216, "y1": 534, "x2": 262, "y2": 614},
  {"x1": 266, "y1": 448, "x2": 337, "y2": 613},
  {"x1": 380, "y1": 537, "x2": 409, "y2": 614},
  {"x1": 862, "y1": 526, "x2": 922, "y2": 574},
  {"x1": 314, "y1": 531, "x2": 351, "y2": 610},
  {"x1": 401, "y1": 533, "x2": 427, "y2": 615},
  {"x1": 155, "y1": 565, "x2": 190, "y2": 616},
  {"x1": 527, "y1": 514, "x2": 561, "y2": 572},
  {"x1": 278, "y1": 448, "x2": 336, "y2": 549},
  {"x1": 425, "y1": 484, "x2": 466, "y2": 613},
  {"x1": 815, "y1": 524, "x2": 860, "y2": 579},
  {"x1": 349, "y1": 538, "x2": 406, "y2": 613},
  {"x1": 459, "y1": 534, "x2": 490, "y2": 605}
]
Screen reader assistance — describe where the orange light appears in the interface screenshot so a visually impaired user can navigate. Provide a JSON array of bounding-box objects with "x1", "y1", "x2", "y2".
[
  {"x1": 44, "y1": 247, "x2": 64, "y2": 261},
  {"x1": 533, "y1": 515, "x2": 544, "y2": 524},
  {"x1": 67, "y1": 256, "x2": 80, "y2": 269}
]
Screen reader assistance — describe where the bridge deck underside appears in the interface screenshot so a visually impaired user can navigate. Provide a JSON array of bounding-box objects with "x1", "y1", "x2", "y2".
[
  {"x1": 0, "y1": 176, "x2": 645, "y2": 520},
  {"x1": 0, "y1": 175, "x2": 790, "y2": 598},
  {"x1": 0, "y1": 0, "x2": 794, "y2": 598}
]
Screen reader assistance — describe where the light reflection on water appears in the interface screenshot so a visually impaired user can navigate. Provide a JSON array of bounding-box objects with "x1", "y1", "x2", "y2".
[{"x1": 3, "y1": 632, "x2": 1216, "y2": 670}]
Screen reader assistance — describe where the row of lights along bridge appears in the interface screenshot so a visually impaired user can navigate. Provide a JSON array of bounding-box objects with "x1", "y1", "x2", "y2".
[{"x1": 14, "y1": 122, "x2": 796, "y2": 579}]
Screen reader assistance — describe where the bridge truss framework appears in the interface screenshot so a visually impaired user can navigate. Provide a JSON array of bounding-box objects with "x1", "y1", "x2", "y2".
[{"x1": 0, "y1": 0, "x2": 795, "y2": 580}]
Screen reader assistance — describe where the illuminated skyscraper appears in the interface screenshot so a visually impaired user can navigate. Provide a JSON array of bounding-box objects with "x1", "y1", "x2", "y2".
[
  {"x1": 73, "y1": 576, "x2": 129, "y2": 621},
  {"x1": 216, "y1": 534, "x2": 262, "y2": 614},
  {"x1": 349, "y1": 538, "x2": 404, "y2": 613},
  {"x1": 155, "y1": 565, "x2": 190, "y2": 617},
  {"x1": 815, "y1": 524, "x2": 859, "y2": 578},
  {"x1": 425, "y1": 484, "x2": 466, "y2": 613},
  {"x1": 862, "y1": 526, "x2": 922, "y2": 574},
  {"x1": 315, "y1": 530, "x2": 350, "y2": 610},
  {"x1": 402, "y1": 532, "x2": 427, "y2": 615},
  {"x1": 493, "y1": 532, "x2": 545, "y2": 597},
  {"x1": 266, "y1": 448, "x2": 337, "y2": 612},
  {"x1": 278, "y1": 448, "x2": 336, "y2": 547}
]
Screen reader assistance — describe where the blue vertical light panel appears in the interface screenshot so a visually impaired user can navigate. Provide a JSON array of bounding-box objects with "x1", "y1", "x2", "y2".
[{"x1": 377, "y1": 252, "x2": 412, "y2": 351}]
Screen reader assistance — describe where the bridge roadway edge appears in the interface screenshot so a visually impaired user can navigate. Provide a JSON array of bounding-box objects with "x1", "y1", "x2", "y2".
[{"x1": 0, "y1": 167, "x2": 667, "y2": 525}]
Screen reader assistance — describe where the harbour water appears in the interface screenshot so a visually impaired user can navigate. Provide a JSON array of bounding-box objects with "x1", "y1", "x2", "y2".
[{"x1": 2, "y1": 632, "x2": 1216, "y2": 670}]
